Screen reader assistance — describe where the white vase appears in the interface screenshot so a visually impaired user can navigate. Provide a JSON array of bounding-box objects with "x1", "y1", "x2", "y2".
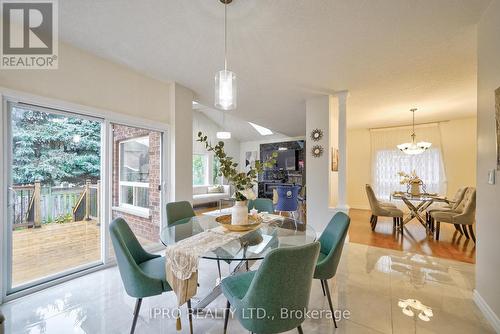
[{"x1": 231, "y1": 201, "x2": 249, "y2": 225}]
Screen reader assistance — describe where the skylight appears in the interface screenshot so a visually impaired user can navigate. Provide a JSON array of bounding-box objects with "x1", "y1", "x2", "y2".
[{"x1": 248, "y1": 122, "x2": 273, "y2": 136}]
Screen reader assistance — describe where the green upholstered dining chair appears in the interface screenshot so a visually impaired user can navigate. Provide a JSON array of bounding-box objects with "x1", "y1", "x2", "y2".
[
  {"x1": 110, "y1": 218, "x2": 193, "y2": 334},
  {"x1": 166, "y1": 201, "x2": 195, "y2": 226},
  {"x1": 247, "y1": 198, "x2": 274, "y2": 213},
  {"x1": 314, "y1": 212, "x2": 350, "y2": 328},
  {"x1": 221, "y1": 242, "x2": 320, "y2": 334}
]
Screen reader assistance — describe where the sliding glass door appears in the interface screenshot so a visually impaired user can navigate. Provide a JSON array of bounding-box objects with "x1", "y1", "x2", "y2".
[
  {"x1": 2, "y1": 97, "x2": 168, "y2": 298},
  {"x1": 5, "y1": 102, "x2": 104, "y2": 292}
]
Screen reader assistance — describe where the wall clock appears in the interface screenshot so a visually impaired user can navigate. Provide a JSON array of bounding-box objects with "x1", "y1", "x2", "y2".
[
  {"x1": 310, "y1": 128, "x2": 323, "y2": 141},
  {"x1": 311, "y1": 145, "x2": 323, "y2": 158}
]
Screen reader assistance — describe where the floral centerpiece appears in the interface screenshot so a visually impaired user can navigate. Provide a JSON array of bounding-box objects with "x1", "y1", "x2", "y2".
[
  {"x1": 398, "y1": 170, "x2": 423, "y2": 196},
  {"x1": 197, "y1": 132, "x2": 276, "y2": 225}
]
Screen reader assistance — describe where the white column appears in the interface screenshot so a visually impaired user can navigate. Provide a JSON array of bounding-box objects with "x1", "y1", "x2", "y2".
[
  {"x1": 306, "y1": 95, "x2": 334, "y2": 233},
  {"x1": 169, "y1": 83, "x2": 194, "y2": 202},
  {"x1": 335, "y1": 91, "x2": 349, "y2": 212}
]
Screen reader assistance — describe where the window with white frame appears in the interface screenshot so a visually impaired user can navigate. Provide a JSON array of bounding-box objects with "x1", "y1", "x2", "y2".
[
  {"x1": 193, "y1": 153, "x2": 209, "y2": 185},
  {"x1": 119, "y1": 136, "x2": 150, "y2": 212},
  {"x1": 373, "y1": 148, "x2": 446, "y2": 200}
]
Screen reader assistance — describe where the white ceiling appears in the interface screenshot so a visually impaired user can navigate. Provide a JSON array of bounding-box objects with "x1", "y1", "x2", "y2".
[
  {"x1": 59, "y1": 0, "x2": 490, "y2": 135},
  {"x1": 195, "y1": 102, "x2": 290, "y2": 142}
]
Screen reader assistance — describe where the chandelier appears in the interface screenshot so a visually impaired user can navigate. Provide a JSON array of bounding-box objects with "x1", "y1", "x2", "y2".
[
  {"x1": 397, "y1": 108, "x2": 432, "y2": 155},
  {"x1": 214, "y1": 0, "x2": 237, "y2": 110}
]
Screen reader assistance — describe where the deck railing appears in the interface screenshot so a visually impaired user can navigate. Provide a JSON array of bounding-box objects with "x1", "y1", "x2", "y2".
[{"x1": 11, "y1": 180, "x2": 100, "y2": 229}]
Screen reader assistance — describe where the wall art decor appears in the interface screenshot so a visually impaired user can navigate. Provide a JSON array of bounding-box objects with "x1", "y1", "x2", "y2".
[
  {"x1": 311, "y1": 145, "x2": 323, "y2": 158},
  {"x1": 310, "y1": 128, "x2": 323, "y2": 141}
]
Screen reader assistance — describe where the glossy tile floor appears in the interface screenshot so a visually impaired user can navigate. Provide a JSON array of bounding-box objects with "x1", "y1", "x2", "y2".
[{"x1": 0, "y1": 242, "x2": 493, "y2": 334}]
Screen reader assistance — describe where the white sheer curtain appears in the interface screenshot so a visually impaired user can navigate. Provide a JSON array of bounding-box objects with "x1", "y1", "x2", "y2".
[{"x1": 370, "y1": 124, "x2": 447, "y2": 200}]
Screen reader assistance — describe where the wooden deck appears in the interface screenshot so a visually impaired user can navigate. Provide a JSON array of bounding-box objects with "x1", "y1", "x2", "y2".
[
  {"x1": 12, "y1": 220, "x2": 155, "y2": 287},
  {"x1": 12, "y1": 220, "x2": 101, "y2": 287}
]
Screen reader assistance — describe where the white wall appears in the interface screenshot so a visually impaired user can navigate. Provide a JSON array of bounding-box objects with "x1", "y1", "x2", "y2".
[
  {"x1": 475, "y1": 0, "x2": 500, "y2": 330},
  {"x1": 0, "y1": 42, "x2": 171, "y2": 123},
  {"x1": 306, "y1": 95, "x2": 334, "y2": 233},
  {"x1": 193, "y1": 111, "x2": 240, "y2": 161}
]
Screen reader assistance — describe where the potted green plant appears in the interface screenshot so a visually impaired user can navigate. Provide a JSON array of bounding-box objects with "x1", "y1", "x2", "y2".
[{"x1": 197, "y1": 132, "x2": 276, "y2": 225}]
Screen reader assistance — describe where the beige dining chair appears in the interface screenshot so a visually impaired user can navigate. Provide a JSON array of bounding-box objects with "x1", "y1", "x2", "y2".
[
  {"x1": 427, "y1": 186, "x2": 467, "y2": 213},
  {"x1": 365, "y1": 184, "x2": 404, "y2": 231},
  {"x1": 426, "y1": 186, "x2": 468, "y2": 232},
  {"x1": 430, "y1": 187, "x2": 476, "y2": 242}
]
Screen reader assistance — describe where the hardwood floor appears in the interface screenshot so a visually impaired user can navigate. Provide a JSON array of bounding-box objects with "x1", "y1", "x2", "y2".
[
  {"x1": 194, "y1": 203, "x2": 231, "y2": 215},
  {"x1": 349, "y1": 209, "x2": 476, "y2": 263},
  {"x1": 195, "y1": 205, "x2": 474, "y2": 263}
]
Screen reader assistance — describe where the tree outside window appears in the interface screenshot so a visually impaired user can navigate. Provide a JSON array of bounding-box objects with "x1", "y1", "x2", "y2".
[
  {"x1": 193, "y1": 154, "x2": 208, "y2": 185},
  {"x1": 212, "y1": 156, "x2": 222, "y2": 184}
]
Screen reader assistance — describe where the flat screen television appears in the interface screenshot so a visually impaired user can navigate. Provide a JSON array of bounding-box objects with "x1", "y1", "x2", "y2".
[{"x1": 276, "y1": 149, "x2": 297, "y2": 170}]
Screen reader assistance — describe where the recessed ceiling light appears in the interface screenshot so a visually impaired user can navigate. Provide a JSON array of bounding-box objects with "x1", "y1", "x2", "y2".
[
  {"x1": 216, "y1": 131, "x2": 231, "y2": 139},
  {"x1": 248, "y1": 122, "x2": 273, "y2": 136}
]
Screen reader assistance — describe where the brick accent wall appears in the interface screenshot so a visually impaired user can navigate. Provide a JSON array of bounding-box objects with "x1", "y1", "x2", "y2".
[{"x1": 112, "y1": 124, "x2": 161, "y2": 242}]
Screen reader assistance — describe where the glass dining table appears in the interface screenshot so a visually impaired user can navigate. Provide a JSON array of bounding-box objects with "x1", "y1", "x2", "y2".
[
  {"x1": 160, "y1": 214, "x2": 317, "y2": 312},
  {"x1": 391, "y1": 192, "x2": 447, "y2": 234}
]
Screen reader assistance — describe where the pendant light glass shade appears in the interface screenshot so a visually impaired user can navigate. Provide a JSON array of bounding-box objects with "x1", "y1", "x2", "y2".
[
  {"x1": 215, "y1": 69, "x2": 237, "y2": 110},
  {"x1": 397, "y1": 108, "x2": 432, "y2": 155},
  {"x1": 215, "y1": 1, "x2": 237, "y2": 110},
  {"x1": 397, "y1": 140, "x2": 432, "y2": 155}
]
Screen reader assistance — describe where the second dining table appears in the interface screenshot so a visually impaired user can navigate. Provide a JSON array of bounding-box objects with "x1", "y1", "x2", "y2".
[{"x1": 160, "y1": 214, "x2": 317, "y2": 313}]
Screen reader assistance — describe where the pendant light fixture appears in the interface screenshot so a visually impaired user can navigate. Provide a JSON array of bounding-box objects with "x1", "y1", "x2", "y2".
[
  {"x1": 214, "y1": 0, "x2": 237, "y2": 110},
  {"x1": 216, "y1": 109, "x2": 232, "y2": 139},
  {"x1": 397, "y1": 108, "x2": 432, "y2": 155}
]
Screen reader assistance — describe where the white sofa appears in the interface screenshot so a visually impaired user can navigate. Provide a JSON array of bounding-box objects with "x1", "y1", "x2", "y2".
[{"x1": 192, "y1": 185, "x2": 231, "y2": 206}]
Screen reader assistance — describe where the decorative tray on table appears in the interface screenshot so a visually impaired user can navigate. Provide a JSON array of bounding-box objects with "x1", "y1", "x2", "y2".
[{"x1": 215, "y1": 214, "x2": 263, "y2": 232}]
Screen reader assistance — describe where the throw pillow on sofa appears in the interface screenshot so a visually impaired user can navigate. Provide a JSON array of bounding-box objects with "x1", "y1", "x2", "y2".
[{"x1": 207, "y1": 185, "x2": 224, "y2": 193}]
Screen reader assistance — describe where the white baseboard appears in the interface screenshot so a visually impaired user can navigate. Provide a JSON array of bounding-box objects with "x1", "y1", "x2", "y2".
[
  {"x1": 329, "y1": 205, "x2": 350, "y2": 213},
  {"x1": 473, "y1": 289, "x2": 500, "y2": 333},
  {"x1": 348, "y1": 205, "x2": 370, "y2": 211}
]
